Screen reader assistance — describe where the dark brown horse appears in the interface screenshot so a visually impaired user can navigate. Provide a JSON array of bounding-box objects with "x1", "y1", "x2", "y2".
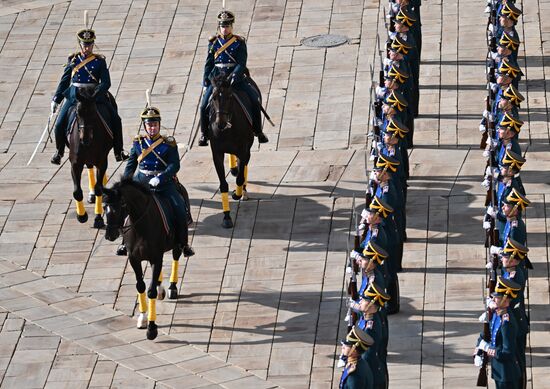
[
  {"x1": 207, "y1": 74, "x2": 255, "y2": 228},
  {"x1": 69, "y1": 87, "x2": 113, "y2": 228},
  {"x1": 103, "y1": 179, "x2": 188, "y2": 340}
]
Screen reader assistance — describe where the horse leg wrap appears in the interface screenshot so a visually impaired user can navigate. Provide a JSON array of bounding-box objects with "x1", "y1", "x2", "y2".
[
  {"x1": 229, "y1": 154, "x2": 237, "y2": 169},
  {"x1": 148, "y1": 298, "x2": 156, "y2": 322},
  {"x1": 235, "y1": 185, "x2": 243, "y2": 197},
  {"x1": 75, "y1": 200, "x2": 86, "y2": 216},
  {"x1": 103, "y1": 173, "x2": 108, "y2": 185},
  {"x1": 170, "y1": 260, "x2": 179, "y2": 284},
  {"x1": 94, "y1": 195, "x2": 103, "y2": 215},
  {"x1": 138, "y1": 292, "x2": 147, "y2": 313},
  {"x1": 87, "y1": 168, "x2": 96, "y2": 192},
  {"x1": 158, "y1": 270, "x2": 163, "y2": 283},
  {"x1": 244, "y1": 165, "x2": 249, "y2": 186},
  {"x1": 221, "y1": 192, "x2": 230, "y2": 212}
]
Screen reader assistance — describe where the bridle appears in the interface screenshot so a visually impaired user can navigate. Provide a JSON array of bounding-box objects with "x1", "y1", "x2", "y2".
[
  {"x1": 106, "y1": 195, "x2": 153, "y2": 234},
  {"x1": 210, "y1": 83, "x2": 234, "y2": 130}
]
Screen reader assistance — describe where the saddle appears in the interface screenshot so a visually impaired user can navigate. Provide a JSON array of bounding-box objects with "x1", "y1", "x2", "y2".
[{"x1": 66, "y1": 101, "x2": 114, "y2": 144}]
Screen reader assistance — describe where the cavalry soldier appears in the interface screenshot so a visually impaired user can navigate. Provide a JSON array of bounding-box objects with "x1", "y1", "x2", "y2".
[
  {"x1": 50, "y1": 26, "x2": 128, "y2": 165},
  {"x1": 475, "y1": 277, "x2": 522, "y2": 389},
  {"x1": 339, "y1": 326, "x2": 375, "y2": 389},
  {"x1": 198, "y1": 9, "x2": 268, "y2": 146},
  {"x1": 122, "y1": 106, "x2": 194, "y2": 257}
]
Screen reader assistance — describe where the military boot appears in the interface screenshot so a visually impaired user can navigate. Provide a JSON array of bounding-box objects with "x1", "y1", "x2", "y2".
[{"x1": 50, "y1": 150, "x2": 64, "y2": 165}]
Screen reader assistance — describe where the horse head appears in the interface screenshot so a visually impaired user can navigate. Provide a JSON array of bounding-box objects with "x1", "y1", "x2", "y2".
[
  {"x1": 75, "y1": 87, "x2": 97, "y2": 146},
  {"x1": 209, "y1": 73, "x2": 233, "y2": 133},
  {"x1": 102, "y1": 186, "x2": 123, "y2": 242}
]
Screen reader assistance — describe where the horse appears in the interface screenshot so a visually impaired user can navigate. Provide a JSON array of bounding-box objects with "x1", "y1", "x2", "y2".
[
  {"x1": 103, "y1": 178, "x2": 189, "y2": 340},
  {"x1": 68, "y1": 87, "x2": 113, "y2": 228},
  {"x1": 207, "y1": 73, "x2": 255, "y2": 228}
]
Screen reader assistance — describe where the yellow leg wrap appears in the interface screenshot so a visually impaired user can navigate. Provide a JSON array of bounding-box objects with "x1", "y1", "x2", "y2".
[
  {"x1": 102, "y1": 173, "x2": 108, "y2": 185},
  {"x1": 158, "y1": 270, "x2": 163, "y2": 283},
  {"x1": 75, "y1": 200, "x2": 86, "y2": 216},
  {"x1": 244, "y1": 165, "x2": 249, "y2": 186},
  {"x1": 148, "y1": 298, "x2": 156, "y2": 322},
  {"x1": 87, "y1": 168, "x2": 96, "y2": 192},
  {"x1": 138, "y1": 292, "x2": 147, "y2": 313},
  {"x1": 235, "y1": 185, "x2": 243, "y2": 197},
  {"x1": 221, "y1": 192, "x2": 230, "y2": 212},
  {"x1": 94, "y1": 195, "x2": 103, "y2": 215},
  {"x1": 229, "y1": 154, "x2": 237, "y2": 169},
  {"x1": 170, "y1": 260, "x2": 179, "y2": 283}
]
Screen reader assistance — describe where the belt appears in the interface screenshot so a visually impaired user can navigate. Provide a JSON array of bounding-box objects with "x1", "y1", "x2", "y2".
[
  {"x1": 71, "y1": 82, "x2": 97, "y2": 88},
  {"x1": 215, "y1": 63, "x2": 236, "y2": 68},
  {"x1": 139, "y1": 169, "x2": 162, "y2": 176}
]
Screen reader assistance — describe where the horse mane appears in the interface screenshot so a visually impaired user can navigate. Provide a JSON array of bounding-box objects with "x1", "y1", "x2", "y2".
[{"x1": 110, "y1": 177, "x2": 152, "y2": 197}]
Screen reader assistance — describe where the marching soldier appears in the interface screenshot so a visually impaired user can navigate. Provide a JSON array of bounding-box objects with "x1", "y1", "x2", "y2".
[
  {"x1": 339, "y1": 326, "x2": 375, "y2": 389},
  {"x1": 50, "y1": 24, "x2": 128, "y2": 165},
  {"x1": 475, "y1": 277, "x2": 522, "y2": 389},
  {"x1": 198, "y1": 8, "x2": 268, "y2": 146},
  {"x1": 123, "y1": 106, "x2": 194, "y2": 257}
]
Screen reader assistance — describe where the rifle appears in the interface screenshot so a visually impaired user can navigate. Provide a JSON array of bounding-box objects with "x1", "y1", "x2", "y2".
[{"x1": 346, "y1": 196, "x2": 359, "y2": 332}]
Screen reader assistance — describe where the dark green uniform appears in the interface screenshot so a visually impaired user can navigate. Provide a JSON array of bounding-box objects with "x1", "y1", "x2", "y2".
[
  {"x1": 340, "y1": 358, "x2": 374, "y2": 389},
  {"x1": 359, "y1": 314, "x2": 386, "y2": 389}
]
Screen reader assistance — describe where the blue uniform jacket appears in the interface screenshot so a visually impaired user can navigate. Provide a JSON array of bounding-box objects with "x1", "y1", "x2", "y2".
[
  {"x1": 203, "y1": 34, "x2": 247, "y2": 86},
  {"x1": 53, "y1": 53, "x2": 111, "y2": 105}
]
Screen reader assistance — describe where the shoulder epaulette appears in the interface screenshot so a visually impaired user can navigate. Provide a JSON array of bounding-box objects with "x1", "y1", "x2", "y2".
[
  {"x1": 134, "y1": 134, "x2": 145, "y2": 141},
  {"x1": 163, "y1": 136, "x2": 177, "y2": 147},
  {"x1": 95, "y1": 53, "x2": 105, "y2": 59},
  {"x1": 208, "y1": 35, "x2": 217, "y2": 42},
  {"x1": 235, "y1": 34, "x2": 245, "y2": 42}
]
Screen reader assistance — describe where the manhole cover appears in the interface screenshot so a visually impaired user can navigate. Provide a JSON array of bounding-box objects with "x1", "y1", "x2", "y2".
[{"x1": 300, "y1": 34, "x2": 349, "y2": 48}]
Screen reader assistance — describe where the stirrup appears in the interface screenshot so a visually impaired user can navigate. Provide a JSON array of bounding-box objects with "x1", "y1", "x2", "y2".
[{"x1": 257, "y1": 132, "x2": 269, "y2": 144}]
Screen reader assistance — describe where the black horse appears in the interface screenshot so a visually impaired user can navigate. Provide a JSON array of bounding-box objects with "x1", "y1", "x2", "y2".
[
  {"x1": 207, "y1": 74, "x2": 255, "y2": 228},
  {"x1": 69, "y1": 87, "x2": 113, "y2": 228},
  {"x1": 103, "y1": 179, "x2": 189, "y2": 340}
]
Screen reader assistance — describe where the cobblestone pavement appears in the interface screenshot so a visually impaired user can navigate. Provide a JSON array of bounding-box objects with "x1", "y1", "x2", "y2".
[{"x1": 0, "y1": 0, "x2": 549, "y2": 388}]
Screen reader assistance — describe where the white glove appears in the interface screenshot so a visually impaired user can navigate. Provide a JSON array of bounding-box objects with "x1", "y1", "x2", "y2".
[
  {"x1": 369, "y1": 171, "x2": 376, "y2": 181},
  {"x1": 337, "y1": 357, "x2": 346, "y2": 368},
  {"x1": 490, "y1": 83, "x2": 498, "y2": 93},
  {"x1": 479, "y1": 123, "x2": 486, "y2": 132},
  {"x1": 481, "y1": 179, "x2": 490, "y2": 190},
  {"x1": 482, "y1": 149, "x2": 490, "y2": 158},
  {"x1": 149, "y1": 177, "x2": 160, "y2": 187},
  {"x1": 375, "y1": 86, "x2": 385, "y2": 98},
  {"x1": 491, "y1": 52, "x2": 499, "y2": 61},
  {"x1": 350, "y1": 250, "x2": 361, "y2": 260},
  {"x1": 361, "y1": 209, "x2": 369, "y2": 219},
  {"x1": 478, "y1": 340, "x2": 490, "y2": 352},
  {"x1": 486, "y1": 297, "x2": 497, "y2": 310},
  {"x1": 346, "y1": 266, "x2": 352, "y2": 275},
  {"x1": 358, "y1": 223, "x2": 366, "y2": 235},
  {"x1": 483, "y1": 220, "x2": 491, "y2": 230},
  {"x1": 383, "y1": 58, "x2": 392, "y2": 67},
  {"x1": 486, "y1": 261, "x2": 494, "y2": 270},
  {"x1": 488, "y1": 23, "x2": 494, "y2": 34},
  {"x1": 482, "y1": 109, "x2": 489, "y2": 119},
  {"x1": 490, "y1": 245, "x2": 502, "y2": 255},
  {"x1": 51, "y1": 101, "x2": 58, "y2": 114},
  {"x1": 474, "y1": 354, "x2": 483, "y2": 367},
  {"x1": 478, "y1": 312, "x2": 488, "y2": 323},
  {"x1": 489, "y1": 138, "x2": 499, "y2": 149},
  {"x1": 486, "y1": 206, "x2": 496, "y2": 218},
  {"x1": 372, "y1": 140, "x2": 378, "y2": 151}
]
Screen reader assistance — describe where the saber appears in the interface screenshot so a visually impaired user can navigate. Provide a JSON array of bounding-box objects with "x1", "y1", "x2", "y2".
[
  {"x1": 259, "y1": 104, "x2": 275, "y2": 127},
  {"x1": 27, "y1": 113, "x2": 54, "y2": 166}
]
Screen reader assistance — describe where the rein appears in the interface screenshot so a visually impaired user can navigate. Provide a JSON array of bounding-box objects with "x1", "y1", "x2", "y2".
[{"x1": 117, "y1": 195, "x2": 153, "y2": 234}]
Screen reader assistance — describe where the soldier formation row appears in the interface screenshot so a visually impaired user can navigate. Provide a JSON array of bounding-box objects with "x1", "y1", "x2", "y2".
[
  {"x1": 337, "y1": 0, "x2": 422, "y2": 387},
  {"x1": 473, "y1": 2, "x2": 532, "y2": 389}
]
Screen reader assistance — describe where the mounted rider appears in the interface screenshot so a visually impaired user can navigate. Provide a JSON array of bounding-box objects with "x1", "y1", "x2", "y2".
[
  {"x1": 50, "y1": 21, "x2": 128, "y2": 165},
  {"x1": 198, "y1": 8, "x2": 269, "y2": 146},
  {"x1": 122, "y1": 106, "x2": 194, "y2": 257}
]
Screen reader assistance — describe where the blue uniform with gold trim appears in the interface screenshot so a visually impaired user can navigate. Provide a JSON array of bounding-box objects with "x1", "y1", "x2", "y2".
[
  {"x1": 123, "y1": 134, "x2": 189, "y2": 246},
  {"x1": 200, "y1": 34, "x2": 262, "y2": 136},
  {"x1": 52, "y1": 52, "x2": 123, "y2": 154}
]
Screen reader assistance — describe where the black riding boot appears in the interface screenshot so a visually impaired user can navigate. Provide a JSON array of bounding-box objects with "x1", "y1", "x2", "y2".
[
  {"x1": 51, "y1": 124, "x2": 65, "y2": 165},
  {"x1": 111, "y1": 116, "x2": 129, "y2": 161},
  {"x1": 116, "y1": 243, "x2": 127, "y2": 256},
  {"x1": 252, "y1": 107, "x2": 268, "y2": 143},
  {"x1": 198, "y1": 110, "x2": 209, "y2": 147}
]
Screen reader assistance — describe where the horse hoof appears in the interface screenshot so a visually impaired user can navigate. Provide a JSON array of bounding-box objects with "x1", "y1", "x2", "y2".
[
  {"x1": 232, "y1": 190, "x2": 242, "y2": 201},
  {"x1": 157, "y1": 285, "x2": 166, "y2": 301},
  {"x1": 77, "y1": 213, "x2": 88, "y2": 223},
  {"x1": 222, "y1": 216, "x2": 233, "y2": 229},
  {"x1": 242, "y1": 190, "x2": 249, "y2": 201},
  {"x1": 87, "y1": 193, "x2": 95, "y2": 204},
  {"x1": 168, "y1": 284, "x2": 178, "y2": 300},
  {"x1": 230, "y1": 167, "x2": 239, "y2": 177},
  {"x1": 146, "y1": 322, "x2": 158, "y2": 340},
  {"x1": 93, "y1": 216, "x2": 105, "y2": 229},
  {"x1": 137, "y1": 313, "x2": 147, "y2": 329}
]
